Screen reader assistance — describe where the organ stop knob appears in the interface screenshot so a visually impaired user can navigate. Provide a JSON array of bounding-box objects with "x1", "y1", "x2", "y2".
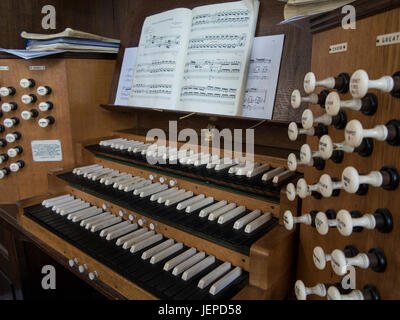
[
  {"x1": 303, "y1": 72, "x2": 350, "y2": 94},
  {"x1": 301, "y1": 109, "x2": 347, "y2": 130},
  {"x1": 9, "y1": 160, "x2": 25, "y2": 172},
  {"x1": 345, "y1": 119, "x2": 400, "y2": 147},
  {"x1": 318, "y1": 134, "x2": 373, "y2": 163},
  {"x1": 296, "y1": 178, "x2": 321, "y2": 199},
  {"x1": 325, "y1": 92, "x2": 378, "y2": 116},
  {"x1": 1, "y1": 102, "x2": 18, "y2": 113},
  {"x1": 19, "y1": 78, "x2": 35, "y2": 88},
  {"x1": 21, "y1": 109, "x2": 39, "y2": 120},
  {"x1": 341, "y1": 166, "x2": 399, "y2": 194},
  {"x1": 288, "y1": 122, "x2": 328, "y2": 141},
  {"x1": 3, "y1": 117, "x2": 19, "y2": 128},
  {"x1": 331, "y1": 247, "x2": 387, "y2": 276},
  {"x1": 88, "y1": 271, "x2": 98, "y2": 280},
  {"x1": 283, "y1": 209, "x2": 316, "y2": 230},
  {"x1": 291, "y1": 89, "x2": 329, "y2": 109},
  {"x1": 313, "y1": 245, "x2": 358, "y2": 270},
  {"x1": 350, "y1": 69, "x2": 400, "y2": 98},
  {"x1": 7, "y1": 146, "x2": 23, "y2": 158},
  {"x1": 5, "y1": 131, "x2": 21, "y2": 143},
  {"x1": 299, "y1": 144, "x2": 325, "y2": 170},
  {"x1": 0, "y1": 167, "x2": 10, "y2": 179},
  {"x1": 318, "y1": 174, "x2": 343, "y2": 198},
  {"x1": 286, "y1": 183, "x2": 297, "y2": 201},
  {"x1": 21, "y1": 94, "x2": 37, "y2": 105},
  {"x1": 38, "y1": 116, "x2": 55, "y2": 128},
  {"x1": 37, "y1": 86, "x2": 52, "y2": 96},
  {"x1": 336, "y1": 208, "x2": 393, "y2": 236},
  {"x1": 0, "y1": 87, "x2": 16, "y2": 97},
  {"x1": 0, "y1": 154, "x2": 8, "y2": 164},
  {"x1": 327, "y1": 285, "x2": 380, "y2": 300},
  {"x1": 314, "y1": 209, "x2": 337, "y2": 235},
  {"x1": 38, "y1": 101, "x2": 53, "y2": 111}
]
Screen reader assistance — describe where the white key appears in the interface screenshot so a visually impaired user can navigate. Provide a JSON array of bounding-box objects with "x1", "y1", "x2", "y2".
[
  {"x1": 100, "y1": 221, "x2": 130, "y2": 237},
  {"x1": 165, "y1": 191, "x2": 193, "y2": 206},
  {"x1": 186, "y1": 197, "x2": 214, "y2": 213},
  {"x1": 163, "y1": 247, "x2": 197, "y2": 271},
  {"x1": 233, "y1": 210, "x2": 261, "y2": 230},
  {"x1": 67, "y1": 206, "x2": 98, "y2": 220},
  {"x1": 199, "y1": 200, "x2": 227, "y2": 218},
  {"x1": 246, "y1": 164, "x2": 271, "y2": 178},
  {"x1": 209, "y1": 267, "x2": 242, "y2": 295},
  {"x1": 53, "y1": 199, "x2": 83, "y2": 212},
  {"x1": 73, "y1": 164, "x2": 99, "y2": 174},
  {"x1": 91, "y1": 216, "x2": 122, "y2": 232},
  {"x1": 44, "y1": 196, "x2": 74, "y2": 208},
  {"x1": 124, "y1": 180, "x2": 151, "y2": 192},
  {"x1": 150, "y1": 187, "x2": 178, "y2": 201},
  {"x1": 182, "y1": 256, "x2": 215, "y2": 281},
  {"x1": 116, "y1": 177, "x2": 142, "y2": 189},
  {"x1": 244, "y1": 213, "x2": 272, "y2": 233},
  {"x1": 198, "y1": 262, "x2": 231, "y2": 289},
  {"x1": 215, "y1": 159, "x2": 238, "y2": 171},
  {"x1": 116, "y1": 228, "x2": 148, "y2": 246},
  {"x1": 206, "y1": 157, "x2": 226, "y2": 169},
  {"x1": 150, "y1": 243, "x2": 183, "y2": 264},
  {"x1": 133, "y1": 182, "x2": 160, "y2": 195},
  {"x1": 55, "y1": 200, "x2": 85, "y2": 214},
  {"x1": 42, "y1": 194, "x2": 71, "y2": 206},
  {"x1": 176, "y1": 194, "x2": 205, "y2": 210},
  {"x1": 187, "y1": 153, "x2": 205, "y2": 165},
  {"x1": 235, "y1": 163, "x2": 260, "y2": 176},
  {"x1": 91, "y1": 169, "x2": 116, "y2": 181},
  {"x1": 130, "y1": 233, "x2": 163, "y2": 253},
  {"x1": 107, "y1": 223, "x2": 138, "y2": 241},
  {"x1": 261, "y1": 167, "x2": 285, "y2": 182},
  {"x1": 218, "y1": 206, "x2": 246, "y2": 224},
  {"x1": 85, "y1": 214, "x2": 115, "y2": 230},
  {"x1": 122, "y1": 231, "x2": 155, "y2": 249},
  {"x1": 100, "y1": 171, "x2": 120, "y2": 183},
  {"x1": 130, "y1": 143, "x2": 152, "y2": 153},
  {"x1": 60, "y1": 202, "x2": 90, "y2": 216},
  {"x1": 141, "y1": 239, "x2": 175, "y2": 260},
  {"x1": 208, "y1": 203, "x2": 236, "y2": 221},
  {"x1": 172, "y1": 252, "x2": 206, "y2": 276},
  {"x1": 272, "y1": 170, "x2": 294, "y2": 184},
  {"x1": 103, "y1": 173, "x2": 129, "y2": 185},
  {"x1": 158, "y1": 189, "x2": 185, "y2": 204},
  {"x1": 228, "y1": 162, "x2": 246, "y2": 174},
  {"x1": 77, "y1": 165, "x2": 103, "y2": 176},
  {"x1": 99, "y1": 138, "x2": 125, "y2": 146},
  {"x1": 71, "y1": 208, "x2": 103, "y2": 222},
  {"x1": 80, "y1": 212, "x2": 111, "y2": 227},
  {"x1": 140, "y1": 184, "x2": 168, "y2": 198},
  {"x1": 87, "y1": 168, "x2": 112, "y2": 179}
]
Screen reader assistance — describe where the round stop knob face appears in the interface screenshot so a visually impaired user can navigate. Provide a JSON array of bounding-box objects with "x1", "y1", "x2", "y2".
[
  {"x1": 304, "y1": 72, "x2": 316, "y2": 94},
  {"x1": 325, "y1": 92, "x2": 341, "y2": 116},
  {"x1": 3, "y1": 118, "x2": 15, "y2": 128},
  {"x1": 296, "y1": 178, "x2": 309, "y2": 199},
  {"x1": 37, "y1": 86, "x2": 49, "y2": 96},
  {"x1": 20, "y1": 78, "x2": 32, "y2": 88},
  {"x1": 294, "y1": 280, "x2": 307, "y2": 300},
  {"x1": 331, "y1": 249, "x2": 348, "y2": 276},
  {"x1": 291, "y1": 89, "x2": 302, "y2": 109},
  {"x1": 7, "y1": 148, "x2": 18, "y2": 158},
  {"x1": 38, "y1": 118, "x2": 50, "y2": 128},
  {"x1": 283, "y1": 210, "x2": 294, "y2": 230},
  {"x1": 345, "y1": 120, "x2": 364, "y2": 147},
  {"x1": 319, "y1": 174, "x2": 334, "y2": 198},
  {"x1": 5, "y1": 133, "x2": 16, "y2": 143},
  {"x1": 0, "y1": 87, "x2": 11, "y2": 96},
  {"x1": 336, "y1": 209, "x2": 353, "y2": 236},
  {"x1": 300, "y1": 144, "x2": 312, "y2": 163},
  {"x1": 319, "y1": 135, "x2": 334, "y2": 160},
  {"x1": 286, "y1": 183, "x2": 296, "y2": 201},
  {"x1": 350, "y1": 69, "x2": 369, "y2": 99},
  {"x1": 39, "y1": 102, "x2": 51, "y2": 111},
  {"x1": 2, "y1": 103, "x2": 12, "y2": 112},
  {"x1": 313, "y1": 246, "x2": 327, "y2": 270},
  {"x1": 287, "y1": 153, "x2": 298, "y2": 171},
  {"x1": 21, "y1": 94, "x2": 33, "y2": 104},
  {"x1": 315, "y1": 211, "x2": 330, "y2": 235},
  {"x1": 9, "y1": 162, "x2": 21, "y2": 172},
  {"x1": 301, "y1": 109, "x2": 314, "y2": 130},
  {"x1": 342, "y1": 166, "x2": 360, "y2": 193},
  {"x1": 288, "y1": 122, "x2": 299, "y2": 141},
  {"x1": 21, "y1": 111, "x2": 32, "y2": 120}
]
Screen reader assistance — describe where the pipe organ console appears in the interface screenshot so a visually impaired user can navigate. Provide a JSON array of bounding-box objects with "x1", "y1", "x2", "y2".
[{"x1": 289, "y1": 7, "x2": 400, "y2": 300}]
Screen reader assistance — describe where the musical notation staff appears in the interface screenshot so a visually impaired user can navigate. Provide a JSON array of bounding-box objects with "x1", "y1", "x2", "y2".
[
  {"x1": 188, "y1": 34, "x2": 246, "y2": 50},
  {"x1": 192, "y1": 9, "x2": 250, "y2": 27}
]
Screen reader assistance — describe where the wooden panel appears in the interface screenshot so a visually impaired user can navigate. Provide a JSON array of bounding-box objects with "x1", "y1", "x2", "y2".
[{"x1": 296, "y1": 8, "x2": 400, "y2": 299}]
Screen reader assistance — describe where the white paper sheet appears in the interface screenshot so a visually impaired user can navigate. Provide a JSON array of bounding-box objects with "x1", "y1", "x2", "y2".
[
  {"x1": 0, "y1": 48, "x2": 65, "y2": 59},
  {"x1": 241, "y1": 34, "x2": 285, "y2": 119},
  {"x1": 115, "y1": 47, "x2": 138, "y2": 105}
]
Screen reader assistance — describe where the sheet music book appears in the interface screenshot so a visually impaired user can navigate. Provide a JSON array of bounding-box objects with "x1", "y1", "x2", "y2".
[{"x1": 128, "y1": 0, "x2": 260, "y2": 116}]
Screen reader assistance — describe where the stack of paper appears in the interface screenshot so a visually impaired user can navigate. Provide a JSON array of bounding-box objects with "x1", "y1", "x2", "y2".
[
  {"x1": 21, "y1": 28, "x2": 120, "y2": 53},
  {"x1": 280, "y1": 0, "x2": 355, "y2": 24}
]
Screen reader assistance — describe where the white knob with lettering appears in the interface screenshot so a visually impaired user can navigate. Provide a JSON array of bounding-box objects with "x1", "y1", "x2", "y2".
[
  {"x1": 318, "y1": 135, "x2": 354, "y2": 160},
  {"x1": 21, "y1": 94, "x2": 37, "y2": 104},
  {"x1": 327, "y1": 285, "x2": 380, "y2": 300},
  {"x1": 350, "y1": 69, "x2": 395, "y2": 98},
  {"x1": 318, "y1": 174, "x2": 343, "y2": 198},
  {"x1": 0, "y1": 168, "x2": 11, "y2": 179},
  {"x1": 286, "y1": 183, "x2": 297, "y2": 201},
  {"x1": 1, "y1": 102, "x2": 17, "y2": 113},
  {"x1": 38, "y1": 101, "x2": 54, "y2": 111},
  {"x1": 3, "y1": 117, "x2": 19, "y2": 128},
  {"x1": 7, "y1": 146, "x2": 23, "y2": 158},
  {"x1": 88, "y1": 271, "x2": 98, "y2": 280},
  {"x1": 304, "y1": 72, "x2": 336, "y2": 94},
  {"x1": 38, "y1": 116, "x2": 55, "y2": 128},
  {"x1": 302, "y1": 109, "x2": 332, "y2": 130},
  {"x1": 283, "y1": 210, "x2": 313, "y2": 230},
  {"x1": 5, "y1": 131, "x2": 21, "y2": 143},
  {"x1": 294, "y1": 280, "x2": 326, "y2": 300},
  {"x1": 21, "y1": 109, "x2": 39, "y2": 120},
  {"x1": 315, "y1": 210, "x2": 336, "y2": 235},
  {"x1": 313, "y1": 246, "x2": 331, "y2": 270},
  {"x1": 37, "y1": 86, "x2": 52, "y2": 96},
  {"x1": 291, "y1": 89, "x2": 319, "y2": 109},
  {"x1": 10, "y1": 160, "x2": 25, "y2": 172},
  {"x1": 0, "y1": 87, "x2": 16, "y2": 97},
  {"x1": 20, "y1": 78, "x2": 35, "y2": 88},
  {"x1": 296, "y1": 178, "x2": 319, "y2": 199},
  {"x1": 288, "y1": 122, "x2": 315, "y2": 141}
]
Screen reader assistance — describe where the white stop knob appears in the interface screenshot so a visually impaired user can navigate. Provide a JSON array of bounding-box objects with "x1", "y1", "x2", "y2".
[
  {"x1": 286, "y1": 183, "x2": 296, "y2": 201},
  {"x1": 20, "y1": 78, "x2": 35, "y2": 88},
  {"x1": 21, "y1": 94, "x2": 36, "y2": 104},
  {"x1": 37, "y1": 86, "x2": 51, "y2": 96}
]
